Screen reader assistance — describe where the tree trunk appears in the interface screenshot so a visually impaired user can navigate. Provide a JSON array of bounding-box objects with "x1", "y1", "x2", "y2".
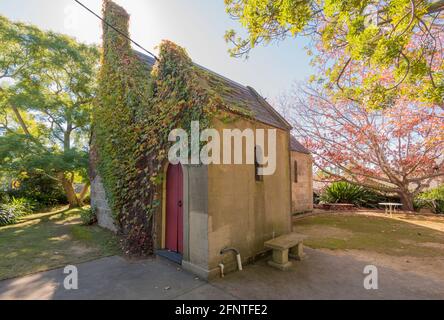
[
  {"x1": 398, "y1": 191, "x2": 414, "y2": 212},
  {"x1": 64, "y1": 128, "x2": 72, "y2": 151},
  {"x1": 58, "y1": 173, "x2": 81, "y2": 208},
  {"x1": 78, "y1": 182, "x2": 90, "y2": 205}
]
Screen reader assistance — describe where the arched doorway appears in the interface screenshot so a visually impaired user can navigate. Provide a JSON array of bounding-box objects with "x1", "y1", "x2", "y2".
[{"x1": 165, "y1": 164, "x2": 184, "y2": 254}]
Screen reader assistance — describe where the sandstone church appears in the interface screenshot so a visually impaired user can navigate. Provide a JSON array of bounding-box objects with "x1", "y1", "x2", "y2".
[{"x1": 91, "y1": 1, "x2": 313, "y2": 279}]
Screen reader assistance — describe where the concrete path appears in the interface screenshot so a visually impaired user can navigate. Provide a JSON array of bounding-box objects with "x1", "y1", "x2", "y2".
[{"x1": 1, "y1": 249, "x2": 444, "y2": 300}]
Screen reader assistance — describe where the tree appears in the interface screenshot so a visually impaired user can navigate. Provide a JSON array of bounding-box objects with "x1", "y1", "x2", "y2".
[
  {"x1": 224, "y1": 0, "x2": 444, "y2": 108},
  {"x1": 279, "y1": 84, "x2": 444, "y2": 211},
  {"x1": 0, "y1": 16, "x2": 99, "y2": 208}
]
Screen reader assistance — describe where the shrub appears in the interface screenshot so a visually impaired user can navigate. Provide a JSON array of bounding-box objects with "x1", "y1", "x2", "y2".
[
  {"x1": 417, "y1": 185, "x2": 444, "y2": 214},
  {"x1": 413, "y1": 198, "x2": 427, "y2": 211},
  {"x1": 0, "y1": 207, "x2": 17, "y2": 226},
  {"x1": 313, "y1": 192, "x2": 321, "y2": 205},
  {"x1": 320, "y1": 182, "x2": 383, "y2": 208},
  {"x1": 435, "y1": 201, "x2": 444, "y2": 214},
  {"x1": 2, "y1": 197, "x2": 35, "y2": 217},
  {"x1": 6, "y1": 198, "x2": 36, "y2": 217},
  {"x1": 8, "y1": 173, "x2": 67, "y2": 208},
  {"x1": 82, "y1": 194, "x2": 91, "y2": 205},
  {"x1": 0, "y1": 197, "x2": 36, "y2": 227},
  {"x1": 0, "y1": 192, "x2": 9, "y2": 205},
  {"x1": 80, "y1": 207, "x2": 97, "y2": 226}
]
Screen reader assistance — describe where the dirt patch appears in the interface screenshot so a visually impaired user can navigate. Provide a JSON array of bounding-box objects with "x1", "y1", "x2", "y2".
[
  {"x1": 399, "y1": 239, "x2": 444, "y2": 250},
  {"x1": 294, "y1": 213, "x2": 444, "y2": 282},
  {"x1": 396, "y1": 218, "x2": 444, "y2": 233},
  {"x1": 70, "y1": 244, "x2": 97, "y2": 256},
  {"x1": 297, "y1": 209, "x2": 444, "y2": 232},
  {"x1": 48, "y1": 235, "x2": 71, "y2": 242},
  {"x1": 418, "y1": 242, "x2": 444, "y2": 250},
  {"x1": 294, "y1": 225, "x2": 353, "y2": 239},
  {"x1": 321, "y1": 249, "x2": 444, "y2": 283},
  {"x1": 351, "y1": 210, "x2": 444, "y2": 232}
]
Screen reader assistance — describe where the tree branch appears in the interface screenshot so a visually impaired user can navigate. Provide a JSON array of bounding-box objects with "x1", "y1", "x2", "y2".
[{"x1": 11, "y1": 105, "x2": 32, "y2": 137}]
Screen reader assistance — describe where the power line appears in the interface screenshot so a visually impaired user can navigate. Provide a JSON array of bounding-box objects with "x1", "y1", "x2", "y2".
[{"x1": 73, "y1": 0, "x2": 158, "y2": 61}]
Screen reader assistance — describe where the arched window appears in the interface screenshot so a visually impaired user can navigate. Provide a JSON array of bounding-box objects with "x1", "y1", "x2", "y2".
[
  {"x1": 294, "y1": 161, "x2": 298, "y2": 183},
  {"x1": 255, "y1": 146, "x2": 263, "y2": 182}
]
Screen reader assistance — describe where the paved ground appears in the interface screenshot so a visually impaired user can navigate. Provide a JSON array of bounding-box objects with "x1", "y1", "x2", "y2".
[{"x1": 1, "y1": 248, "x2": 444, "y2": 300}]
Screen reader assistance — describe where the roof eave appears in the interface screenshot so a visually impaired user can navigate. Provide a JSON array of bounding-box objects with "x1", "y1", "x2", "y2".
[{"x1": 246, "y1": 86, "x2": 293, "y2": 131}]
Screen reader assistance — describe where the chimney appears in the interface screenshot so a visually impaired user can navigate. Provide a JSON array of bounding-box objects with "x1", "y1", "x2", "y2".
[{"x1": 102, "y1": 0, "x2": 131, "y2": 58}]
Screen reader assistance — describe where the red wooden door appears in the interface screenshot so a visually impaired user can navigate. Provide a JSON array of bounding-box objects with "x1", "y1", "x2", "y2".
[{"x1": 165, "y1": 164, "x2": 184, "y2": 254}]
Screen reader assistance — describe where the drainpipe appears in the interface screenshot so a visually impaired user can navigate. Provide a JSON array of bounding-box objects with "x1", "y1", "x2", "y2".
[
  {"x1": 219, "y1": 263, "x2": 225, "y2": 278},
  {"x1": 220, "y1": 247, "x2": 243, "y2": 271}
]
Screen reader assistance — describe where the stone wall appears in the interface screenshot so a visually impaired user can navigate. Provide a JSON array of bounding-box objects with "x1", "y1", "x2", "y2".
[
  {"x1": 206, "y1": 119, "x2": 292, "y2": 276},
  {"x1": 90, "y1": 174, "x2": 118, "y2": 232},
  {"x1": 182, "y1": 165, "x2": 211, "y2": 279},
  {"x1": 291, "y1": 152, "x2": 313, "y2": 213}
]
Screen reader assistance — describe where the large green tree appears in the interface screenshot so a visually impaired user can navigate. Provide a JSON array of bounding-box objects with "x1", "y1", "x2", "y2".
[
  {"x1": 0, "y1": 16, "x2": 99, "y2": 208},
  {"x1": 224, "y1": 0, "x2": 444, "y2": 108}
]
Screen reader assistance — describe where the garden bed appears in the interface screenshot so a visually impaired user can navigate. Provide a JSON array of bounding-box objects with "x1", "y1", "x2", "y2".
[{"x1": 318, "y1": 203, "x2": 356, "y2": 211}]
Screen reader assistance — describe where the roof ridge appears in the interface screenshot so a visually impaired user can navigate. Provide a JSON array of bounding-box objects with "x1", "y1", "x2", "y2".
[
  {"x1": 193, "y1": 63, "x2": 248, "y2": 92},
  {"x1": 134, "y1": 49, "x2": 291, "y2": 130},
  {"x1": 135, "y1": 50, "x2": 246, "y2": 90},
  {"x1": 246, "y1": 86, "x2": 292, "y2": 129}
]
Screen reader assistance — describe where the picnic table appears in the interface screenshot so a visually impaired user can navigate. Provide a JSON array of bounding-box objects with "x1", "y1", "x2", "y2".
[{"x1": 379, "y1": 203, "x2": 402, "y2": 217}]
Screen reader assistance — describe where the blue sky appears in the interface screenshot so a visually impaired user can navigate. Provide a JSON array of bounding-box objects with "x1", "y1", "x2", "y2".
[{"x1": 0, "y1": 0, "x2": 313, "y2": 100}]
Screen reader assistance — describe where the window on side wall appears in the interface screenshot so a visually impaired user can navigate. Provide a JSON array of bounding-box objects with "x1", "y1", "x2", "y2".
[
  {"x1": 255, "y1": 146, "x2": 263, "y2": 182},
  {"x1": 294, "y1": 161, "x2": 298, "y2": 183}
]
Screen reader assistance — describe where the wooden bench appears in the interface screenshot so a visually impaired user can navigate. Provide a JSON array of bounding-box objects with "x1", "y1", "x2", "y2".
[{"x1": 264, "y1": 233, "x2": 306, "y2": 271}]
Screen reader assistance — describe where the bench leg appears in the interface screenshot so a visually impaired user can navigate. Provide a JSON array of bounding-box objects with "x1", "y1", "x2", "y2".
[
  {"x1": 289, "y1": 243, "x2": 305, "y2": 261},
  {"x1": 268, "y1": 249, "x2": 292, "y2": 271}
]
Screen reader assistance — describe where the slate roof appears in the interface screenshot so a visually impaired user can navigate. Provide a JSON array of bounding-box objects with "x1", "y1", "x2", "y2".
[
  {"x1": 290, "y1": 136, "x2": 311, "y2": 154},
  {"x1": 135, "y1": 51, "x2": 292, "y2": 130}
]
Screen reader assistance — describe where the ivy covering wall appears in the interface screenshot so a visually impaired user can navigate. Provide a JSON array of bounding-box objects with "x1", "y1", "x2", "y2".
[{"x1": 93, "y1": 1, "x2": 252, "y2": 255}]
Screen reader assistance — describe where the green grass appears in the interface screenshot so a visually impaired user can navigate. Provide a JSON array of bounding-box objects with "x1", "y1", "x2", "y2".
[
  {"x1": 294, "y1": 214, "x2": 444, "y2": 257},
  {"x1": 0, "y1": 207, "x2": 121, "y2": 280}
]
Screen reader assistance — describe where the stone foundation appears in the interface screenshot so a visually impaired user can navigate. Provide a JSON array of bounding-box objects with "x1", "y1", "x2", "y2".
[{"x1": 90, "y1": 175, "x2": 117, "y2": 232}]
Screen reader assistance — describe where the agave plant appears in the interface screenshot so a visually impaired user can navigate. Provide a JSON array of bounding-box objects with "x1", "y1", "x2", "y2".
[
  {"x1": 320, "y1": 182, "x2": 382, "y2": 207},
  {"x1": 0, "y1": 197, "x2": 35, "y2": 227},
  {"x1": 0, "y1": 207, "x2": 17, "y2": 226},
  {"x1": 5, "y1": 197, "x2": 34, "y2": 217}
]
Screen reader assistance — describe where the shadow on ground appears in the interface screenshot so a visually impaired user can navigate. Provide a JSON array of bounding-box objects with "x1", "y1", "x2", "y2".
[
  {"x1": 0, "y1": 207, "x2": 120, "y2": 281},
  {"x1": 1, "y1": 248, "x2": 443, "y2": 300}
]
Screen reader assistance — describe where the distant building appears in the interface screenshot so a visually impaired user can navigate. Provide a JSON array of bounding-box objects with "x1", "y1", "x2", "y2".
[{"x1": 290, "y1": 136, "x2": 313, "y2": 213}]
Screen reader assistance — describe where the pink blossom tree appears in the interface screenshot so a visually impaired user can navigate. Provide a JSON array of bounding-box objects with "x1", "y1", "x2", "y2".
[{"x1": 279, "y1": 85, "x2": 444, "y2": 211}]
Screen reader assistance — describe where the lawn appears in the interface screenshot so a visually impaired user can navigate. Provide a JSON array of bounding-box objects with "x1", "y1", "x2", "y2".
[
  {"x1": 0, "y1": 207, "x2": 121, "y2": 280},
  {"x1": 293, "y1": 213, "x2": 444, "y2": 258}
]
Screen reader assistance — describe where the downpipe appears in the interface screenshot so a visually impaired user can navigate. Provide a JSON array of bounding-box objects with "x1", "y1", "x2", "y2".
[
  {"x1": 219, "y1": 263, "x2": 225, "y2": 278},
  {"x1": 220, "y1": 247, "x2": 243, "y2": 272}
]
